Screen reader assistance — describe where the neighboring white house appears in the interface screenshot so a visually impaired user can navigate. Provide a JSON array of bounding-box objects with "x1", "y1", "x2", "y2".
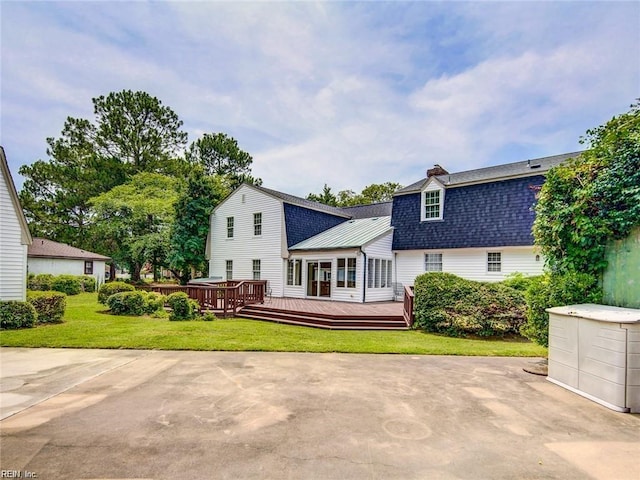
[
  {"x1": 208, "y1": 152, "x2": 579, "y2": 302},
  {"x1": 0, "y1": 147, "x2": 32, "y2": 301},
  {"x1": 28, "y1": 238, "x2": 110, "y2": 287}
]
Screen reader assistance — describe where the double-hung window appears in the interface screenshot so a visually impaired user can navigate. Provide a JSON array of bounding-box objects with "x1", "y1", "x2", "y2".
[
  {"x1": 227, "y1": 217, "x2": 234, "y2": 238},
  {"x1": 226, "y1": 260, "x2": 233, "y2": 280},
  {"x1": 425, "y1": 253, "x2": 443, "y2": 272},
  {"x1": 254, "y1": 213, "x2": 262, "y2": 236},
  {"x1": 487, "y1": 252, "x2": 502, "y2": 272},
  {"x1": 84, "y1": 261, "x2": 94, "y2": 275},
  {"x1": 424, "y1": 190, "x2": 441, "y2": 219}
]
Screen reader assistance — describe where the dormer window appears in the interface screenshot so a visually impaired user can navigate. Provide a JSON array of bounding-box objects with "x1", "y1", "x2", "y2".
[{"x1": 421, "y1": 180, "x2": 445, "y2": 221}]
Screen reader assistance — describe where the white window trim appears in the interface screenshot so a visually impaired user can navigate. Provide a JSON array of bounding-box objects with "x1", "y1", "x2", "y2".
[
  {"x1": 424, "y1": 252, "x2": 443, "y2": 272},
  {"x1": 226, "y1": 216, "x2": 234, "y2": 239},
  {"x1": 253, "y1": 212, "x2": 262, "y2": 236},
  {"x1": 336, "y1": 257, "x2": 357, "y2": 289},
  {"x1": 420, "y1": 179, "x2": 445, "y2": 222},
  {"x1": 487, "y1": 251, "x2": 502, "y2": 273}
]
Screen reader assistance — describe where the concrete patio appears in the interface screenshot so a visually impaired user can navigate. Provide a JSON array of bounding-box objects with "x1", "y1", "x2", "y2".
[{"x1": 1, "y1": 348, "x2": 638, "y2": 479}]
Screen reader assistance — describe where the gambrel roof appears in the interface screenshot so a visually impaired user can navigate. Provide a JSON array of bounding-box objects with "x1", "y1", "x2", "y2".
[{"x1": 395, "y1": 151, "x2": 581, "y2": 195}]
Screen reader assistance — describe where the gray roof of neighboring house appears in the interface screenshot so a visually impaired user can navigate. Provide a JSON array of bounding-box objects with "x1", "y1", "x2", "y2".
[
  {"x1": 28, "y1": 238, "x2": 111, "y2": 261},
  {"x1": 340, "y1": 202, "x2": 393, "y2": 219},
  {"x1": 254, "y1": 185, "x2": 351, "y2": 218},
  {"x1": 396, "y1": 151, "x2": 581, "y2": 195},
  {"x1": 289, "y1": 216, "x2": 392, "y2": 251}
]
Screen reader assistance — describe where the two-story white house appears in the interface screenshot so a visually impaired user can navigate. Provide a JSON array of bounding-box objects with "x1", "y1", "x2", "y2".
[{"x1": 208, "y1": 152, "x2": 579, "y2": 303}]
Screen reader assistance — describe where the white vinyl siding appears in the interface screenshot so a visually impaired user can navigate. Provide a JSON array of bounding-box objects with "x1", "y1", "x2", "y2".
[
  {"x1": 395, "y1": 247, "x2": 544, "y2": 285},
  {"x1": 0, "y1": 163, "x2": 29, "y2": 301},
  {"x1": 209, "y1": 184, "x2": 285, "y2": 296}
]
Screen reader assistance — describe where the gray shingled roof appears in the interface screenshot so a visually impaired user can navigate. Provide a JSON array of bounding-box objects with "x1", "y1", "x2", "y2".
[
  {"x1": 289, "y1": 216, "x2": 392, "y2": 251},
  {"x1": 396, "y1": 151, "x2": 582, "y2": 195},
  {"x1": 254, "y1": 185, "x2": 350, "y2": 218},
  {"x1": 340, "y1": 202, "x2": 393, "y2": 219},
  {"x1": 28, "y1": 238, "x2": 111, "y2": 261}
]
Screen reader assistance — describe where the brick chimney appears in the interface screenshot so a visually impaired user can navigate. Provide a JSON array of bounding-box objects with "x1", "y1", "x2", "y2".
[{"x1": 427, "y1": 164, "x2": 448, "y2": 178}]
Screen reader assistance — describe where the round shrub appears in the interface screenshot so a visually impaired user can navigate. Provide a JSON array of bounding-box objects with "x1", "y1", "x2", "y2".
[
  {"x1": 0, "y1": 301, "x2": 37, "y2": 329},
  {"x1": 107, "y1": 291, "x2": 148, "y2": 316},
  {"x1": 167, "y1": 292, "x2": 199, "y2": 321},
  {"x1": 51, "y1": 274, "x2": 82, "y2": 295},
  {"x1": 413, "y1": 272, "x2": 526, "y2": 337},
  {"x1": 105, "y1": 291, "x2": 166, "y2": 316},
  {"x1": 98, "y1": 281, "x2": 135, "y2": 304},
  {"x1": 27, "y1": 290, "x2": 67, "y2": 324}
]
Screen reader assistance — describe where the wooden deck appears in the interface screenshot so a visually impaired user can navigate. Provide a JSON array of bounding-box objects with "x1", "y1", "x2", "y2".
[{"x1": 238, "y1": 297, "x2": 407, "y2": 330}]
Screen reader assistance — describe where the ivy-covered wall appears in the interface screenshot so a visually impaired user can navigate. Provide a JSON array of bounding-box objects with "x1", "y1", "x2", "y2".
[{"x1": 603, "y1": 227, "x2": 640, "y2": 308}]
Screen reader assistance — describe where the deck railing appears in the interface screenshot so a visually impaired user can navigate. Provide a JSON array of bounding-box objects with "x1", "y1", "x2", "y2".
[
  {"x1": 151, "y1": 280, "x2": 267, "y2": 317},
  {"x1": 403, "y1": 285, "x2": 415, "y2": 328}
]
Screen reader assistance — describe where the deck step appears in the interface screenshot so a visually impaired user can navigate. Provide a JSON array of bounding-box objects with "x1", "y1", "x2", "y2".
[{"x1": 238, "y1": 304, "x2": 408, "y2": 330}]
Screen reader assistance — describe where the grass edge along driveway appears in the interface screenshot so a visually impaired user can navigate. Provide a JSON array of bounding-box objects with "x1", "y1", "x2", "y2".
[{"x1": 0, "y1": 293, "x2": 546, "y2": 357}]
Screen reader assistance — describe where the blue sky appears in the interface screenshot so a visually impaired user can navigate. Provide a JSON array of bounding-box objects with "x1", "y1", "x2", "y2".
[{"x1": 1, "y1": 1, "x2": 638, "y2": 197}]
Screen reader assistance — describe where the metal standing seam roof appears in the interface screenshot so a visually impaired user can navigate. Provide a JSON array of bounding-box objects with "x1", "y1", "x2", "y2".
[
  {"x1": 395, "y1": 151, "x2": 582, "y2": 195},
  {"x1": 289, "y1": 216, "x2": 392, "y2": 251}
]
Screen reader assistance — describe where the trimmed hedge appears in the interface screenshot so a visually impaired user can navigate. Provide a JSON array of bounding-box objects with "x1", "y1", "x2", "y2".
[
  {"x1": 167, "y1": 292, "x2": 199, "y2": 321},
  {"x1": 413, "y1": 272, "x2": 526, "y2": 337},
  {"x1": 106, "y1": 291, "x2": 166, "y2": 316},
  {"x1": 51, "y1": 274, "x2": 83, "y2": 295},
  {"x1": 98, "y1": 281, "x2": 136, "y2": 304},
  {"x1": 28, "y1": 273, "x2": 55, "y2": 291},
  {"x1": 521, "y1": 272, "x2": 602, "y2": 347},
  {"x1": 27, "y1": 290, "x2": 67, "y2": 324},
  {"x1": 0, "y1": 301, "x2": 37, "y2": 330},
  {"x1": 29, "y1": 273, "x2": 96, "y2": 294},
  {"x1": 80, "y1": 275, "x2": 97, "y2": 293}
]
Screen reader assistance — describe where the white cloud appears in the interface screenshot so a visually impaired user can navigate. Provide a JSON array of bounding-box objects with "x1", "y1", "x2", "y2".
[{"x1": 1, "y1": 1, "x2": 638, "y2": 198}]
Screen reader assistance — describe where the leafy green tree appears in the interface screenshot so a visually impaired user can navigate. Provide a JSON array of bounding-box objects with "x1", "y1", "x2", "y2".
[
  {"x1": 19, "y1": 90, "x2": 188, "y2": 249},
  {"x1": 19, "y1": 119, "x2": 128, "y2": 248},
  {"x1": 307, "y1": 184, "x2": 338, "y2": 206},
  {"x1": 90, "y1": 173, "x2": 180, "y2": 282},
  {"x1": 308, "y1": 182, "x2": 402, "y2": 207},
  {"x1": 533, "y1": 101, "x2": 640, "y2": 276},
  {"x1": 187, "y1": 133, "x2": 261, "y2": 188},
  {"x1": 93, "y1": 90, "x2": 188, "y2": 174},
  {"x1": 168, "y1": 169, "x2": 229, "y2": 284},
  {"x1": 523, "y1": 100, "x2": 640, "y2": 346}
]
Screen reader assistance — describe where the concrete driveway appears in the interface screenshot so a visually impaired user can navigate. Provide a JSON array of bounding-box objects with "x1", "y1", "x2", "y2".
[{"x1": 1, "y1": 348, "x2": 638, "y2": 480}]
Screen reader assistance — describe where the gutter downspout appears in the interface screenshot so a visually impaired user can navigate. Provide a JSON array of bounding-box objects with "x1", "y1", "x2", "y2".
[{"x1": 361, "y1": 248, "x2": 367, "y2": 303}]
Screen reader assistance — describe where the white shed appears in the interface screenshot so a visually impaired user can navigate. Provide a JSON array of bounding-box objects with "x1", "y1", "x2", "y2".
[
  {"x1": 0, "y1": 147, "x2": 33, "y2": 301},
  {"x1": 28, "y1": 238, "x2": 110, "y2": 287}
]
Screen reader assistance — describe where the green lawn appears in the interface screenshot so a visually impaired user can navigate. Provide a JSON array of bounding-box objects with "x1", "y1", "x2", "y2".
[{"x1": 0, "y1": 293, "x2": 547, "y2": 356}]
